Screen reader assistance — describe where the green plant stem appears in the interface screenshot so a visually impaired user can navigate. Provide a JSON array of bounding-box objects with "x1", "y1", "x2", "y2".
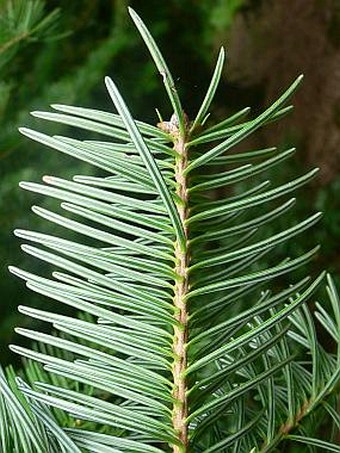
[
  {"x1": 171, "y1": 118, "x2": 190, "y2": 452},
  {"x1": 260, "y1": 391, "x2": 339, "y2": 452},
  {"x1": 0, "y1": 31, "x2": 30, "y2": 55}
]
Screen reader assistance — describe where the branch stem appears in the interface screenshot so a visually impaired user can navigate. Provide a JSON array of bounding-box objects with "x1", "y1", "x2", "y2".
[{"x1": 171, "y1": 118, "x2": 190, "y2": 452}]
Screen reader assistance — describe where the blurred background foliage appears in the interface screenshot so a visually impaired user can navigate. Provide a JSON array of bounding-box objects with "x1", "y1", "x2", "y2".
[{"x1": 0, "y1": 0, "x2": 339, "y2": 381}]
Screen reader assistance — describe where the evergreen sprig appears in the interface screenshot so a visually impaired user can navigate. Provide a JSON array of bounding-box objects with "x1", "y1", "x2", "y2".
[{"x1": 0, "y1": 8, "x2": 339, "y2": 452}]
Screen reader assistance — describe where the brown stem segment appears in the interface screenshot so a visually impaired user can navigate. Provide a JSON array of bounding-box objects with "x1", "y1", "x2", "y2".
[{"x1": 168, "y1": 116, "x2": 190, "y2": 452}]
